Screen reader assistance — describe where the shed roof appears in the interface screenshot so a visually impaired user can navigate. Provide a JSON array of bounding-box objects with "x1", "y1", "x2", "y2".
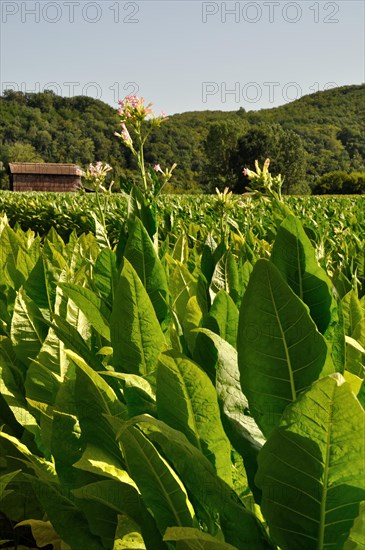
[{"x1": 9, "y1": 163, "x2": 81, "y2": 175}]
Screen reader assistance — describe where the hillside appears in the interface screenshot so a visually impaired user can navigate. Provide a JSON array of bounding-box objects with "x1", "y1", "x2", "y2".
[{"x1": 0, "y1": 84, "x2": 364, "y2": 193}]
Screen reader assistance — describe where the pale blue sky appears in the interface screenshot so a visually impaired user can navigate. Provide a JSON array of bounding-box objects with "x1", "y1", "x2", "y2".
[{"x1": 1, "y1": 0, "x2": 364, "y2": 115}]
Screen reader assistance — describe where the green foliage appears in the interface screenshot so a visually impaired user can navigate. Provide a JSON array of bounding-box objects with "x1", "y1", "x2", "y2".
[
  {"x1": 1, "y1": 85, "x2": 364, "y2": 193},
  {"x1": 0, "y1": 191, "x2": 364, "y2": 297},
  {"x1": 256, "y1": 373, "x2": 365, "y2": 550},
  {"x1": 0, "y1": 187, "x2": 364, "y2": 549},
  {"x1": 237, "y1": 259, "x2": 333, "y2": 437},
  {"x1": 313, "y1": 171, "x2": 365, "y2": 194},
  {"x1": 203, "y1": 120, "x2": 245, "y2": 191},
  {"x1": 231, "y1": 124, "x2": 308, "y2": 194}
]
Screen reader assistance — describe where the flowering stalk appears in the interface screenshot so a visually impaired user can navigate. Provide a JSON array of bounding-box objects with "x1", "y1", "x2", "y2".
[
  {"x1": 80, "y1": 162, "x2": 113, "y2": 193},
  {"x1": 115, "y1": 95, "x2": 169, "y2": 193},
  {"x1": 151, "y1": 162, "x2": 177, "y2": 195},
  {"x1": 242, "y1": 159, "x2": 294, "y2": 225},
  {"x1": 78, "y1": 162, "x2": 113, "y2": 247},
  {"x1": 214, "y1": 186, "x2": 241, "y2": 246},
  {"x1": 243, "y1": 158, "x2": 283, "y2": 200}
]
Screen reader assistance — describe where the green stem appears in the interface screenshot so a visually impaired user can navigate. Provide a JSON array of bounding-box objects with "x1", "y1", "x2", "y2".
[
  {"x1": 220, "y1": 206, "x2": 226, "y2": 245},
  {"x1": 136, "y1": 126, "x2": 147, "y2": 192}
]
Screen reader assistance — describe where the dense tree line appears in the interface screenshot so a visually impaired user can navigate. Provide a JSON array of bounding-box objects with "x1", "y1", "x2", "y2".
[{"x1": 0, "y1": 85, "x2": 364, "y2": 193}]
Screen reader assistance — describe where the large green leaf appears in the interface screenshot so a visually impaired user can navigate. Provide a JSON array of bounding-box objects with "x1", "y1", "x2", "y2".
[
  {"x1": 10, "y1": 288, "x2": 49, "y2": 367},
  {"x1": 124, "y1": 217, "x2": 169, "y2": 326},
  {"x1": 68, "y1": 232, "x2": 100, "y2": 277},
  {"x1": 58, "y1": 282, "x2": 111, "y2": 341},
  {"x1": 0, "y1": 372, "x2": 44, "y2": 454},
  {"x1": 48, "y1": 314, "x2": 102, "y2": 373},
  {"x1": 0, "y1": 335, "x2": 26, "y2": 400},
  {"x1": 24, "y1": 327, "x2": 68, "y2": 412},
  {"x1": 342, "y1": 290, "x2": 364, "y2": 337},
  {"x1": 73, "y1": 444, "x2": 136, "y2": 486},
  {"x1": 24, "y1": 239, "x2": 67, "y2": 320},
  {"x1": 203, "y1": 290, "x2": 238, "y2": 349},
  {"x1": 62, "y1": 286, "x2": 93, "y2": 345},
  {"x1": 0, "y1": 388, "x2": 24, "y2": 442},
  {"x1": 181, "y1": 296, "x2": 203, "y2": 356},
  {"x1": 69, "y1": 350, "x2": 127, "y2": 463},
  {"x1": 51, "y1": 409, "x2": 84, "y2": 491},
  {"x1": 0, "y1": 469, "x2": 43, "y2": 530},
  {"x1": 50, "y1": 367, "x2": 103, "y2": 496},
  {"x1": 91, "y1": 211, "x2": 111, "y2": 249},
  {"x1": 195, "y1": 329, "x2": 265, "y2": 502},
  {"x1": 73, "y1": 479, "x2": 164, "y2": 550},
  {"x1": 358, "y1": 378, "x2": 365, "y2": 408},
  {"x1": 209, "y1": 251, "x2": 240, "y2": 305},
  {"x1": 0, "y1": 336, "x2": 47, "y2": 451},
  {"x1": 33, "y1": 325, "x2": 67, "y2": 379},
  {"x1": 157, "y1": 350, "x2": 232, "y2": 485},
  {"x1": 101, "y1": 372, "x2": 156, "y2": 418},
  {"x1": 93, "y1": 248, "x2": 118, "y2": 307},
  {"x1": 0, "y1": 431, "x2": 56, "y2": 481},
  {"x1": 256, "y1": 373, "x2": 365, "y2": 550},
  {"x1": 0, "y1": 285, "x2": 15, "y2": 336},
  {"x1": 270, "y1": 215, "x2": 345, "y2": 373},
  {"x1": 169, "y1": 257, "x2": 197, "y2": 326},
  {"x1": 127, "y1": 184, "x2": 158, "y2": 246},
  {"x1": 116, "y1": 423, "x2": 197, "y2": 535},
  {"x1": 74, "y1": 445, "x2": 165, "y2": 549},
  {"x1": 271, "y1": 215, "x2": 335, "y2": 335},
  {"x1": 238, "y1": 260, "x2": 253, "y2": 300},
  {"x1": 0, "y1": 225, "x2": 28, "y2": 290},
  {"x1": 200, "y1": 233, "x2": 218, "y2": 287},
  {"x1": 110, "y1": 259, "x2": 165, "y2": 376},
  {"x1": 15, "y1": 519, "x2": 65, "y2": 550},
  {"x1": 31, "y1": 479, "x2": 104, "y2": 550},
  {"x1": 124, "y1": 416, "x2": 274, "y2": 550},
  {"x1": 172, "y1": 233, "x2": 189, "y2": 264},
  {"x1": 237, "y1": 259, "x2": 333, "y2": 437}
]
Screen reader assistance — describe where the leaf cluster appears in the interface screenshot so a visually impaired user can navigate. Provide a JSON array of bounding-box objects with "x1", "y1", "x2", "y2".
[{"x1": 0, "y1": 191, "x2": 364, "y2": 548}]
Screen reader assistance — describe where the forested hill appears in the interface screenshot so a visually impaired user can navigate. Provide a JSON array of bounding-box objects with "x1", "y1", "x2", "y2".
[{"x1": 0, "y1": 84, "x2": 364, "y2": 193}]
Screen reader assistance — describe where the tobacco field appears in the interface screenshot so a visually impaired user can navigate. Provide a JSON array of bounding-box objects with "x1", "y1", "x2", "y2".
[{"x1": 0, "y1": 186, "x2": 364, "y2": 549}]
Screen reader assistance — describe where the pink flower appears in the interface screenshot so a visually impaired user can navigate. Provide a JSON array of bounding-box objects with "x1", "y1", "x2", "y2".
[
  {"x1": 153, "y1": 164, "x2": 162, "y2": 173},
  {"x1": 87, "y1": 162, "x2": 112, "y2": 179},
  {"x1": 117, "y1": 95, "x2": 154, "y2": 121}
]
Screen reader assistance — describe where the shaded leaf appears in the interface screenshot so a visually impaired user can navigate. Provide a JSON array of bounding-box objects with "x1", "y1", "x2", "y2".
[
  {"x1": 256, "y1": 373, "x2": 365, "y2": 550},
  {"x1": 157, "y1": 350, "x2": 232, "y2": 485}
]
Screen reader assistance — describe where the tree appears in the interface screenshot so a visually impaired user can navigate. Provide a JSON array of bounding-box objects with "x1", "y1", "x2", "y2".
[
  {"x1": 4, "y1": 142, "x2": 44, "y2": 163},
  {"x1": 0, "y1": 86, "x2": 364, "y2": 193},
  {"x1": 312, "y1": 171, "x2": 365, "y2": 195},
  {"x1": 204, "y1": 120, "x2": 245, "y2": 191},
  {"x1": 230, "y1": 124, "x2": 309, "y2": 194},
  {"x1": 0, "y1": 142, "x2": 44, "y2": 189}
]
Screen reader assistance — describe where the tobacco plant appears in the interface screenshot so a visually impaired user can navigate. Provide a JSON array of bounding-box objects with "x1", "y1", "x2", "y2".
[
  {"x1": 0, "y1": 101, "x2": 364, "y2": 549},
  {"x1": 0, "y1": 194, "x2": 363, "y2": 548}
]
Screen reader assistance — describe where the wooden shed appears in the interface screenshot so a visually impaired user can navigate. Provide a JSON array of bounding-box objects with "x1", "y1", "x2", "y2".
[{"x1": 9, "y1": 163, "x2": 82, "y2": 192}]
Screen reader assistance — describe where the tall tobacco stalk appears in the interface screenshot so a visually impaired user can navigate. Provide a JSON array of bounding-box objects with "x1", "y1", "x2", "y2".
[
  {"x1": 78, "y1": 161, "x2": 113, "y2": 248},
  {"x1": 114, "y1": 96, "x2": 176, "y2": 248}
]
